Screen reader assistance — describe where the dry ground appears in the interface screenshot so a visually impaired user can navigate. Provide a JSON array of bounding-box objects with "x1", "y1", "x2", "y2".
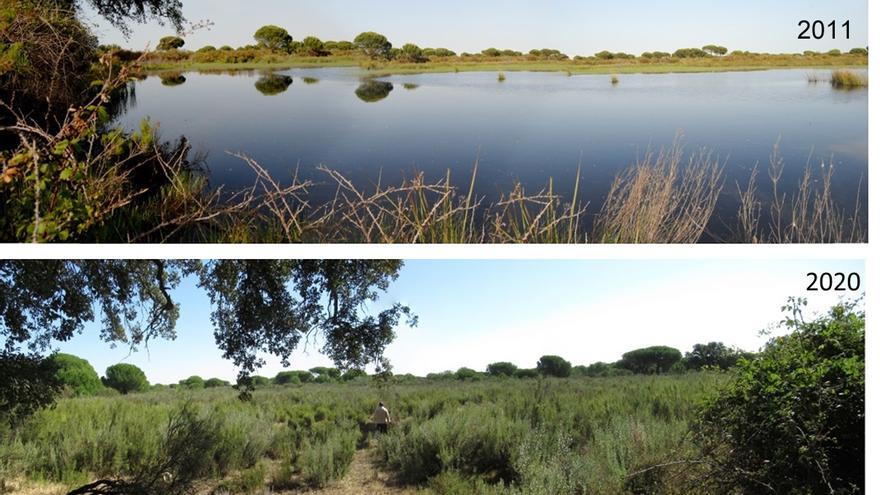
[{"x1": 2, "y1": 445, "x2": 418, "y2": 495}]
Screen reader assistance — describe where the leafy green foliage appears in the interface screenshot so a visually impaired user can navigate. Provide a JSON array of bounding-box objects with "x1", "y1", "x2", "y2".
[
  {"x1": 694, "y1": 298, "x2": 864, "y2": 493},
  {"x1": 103, "y1": 363, "x2": 149, "y2": 394},
  {"x1": 253, "y1": 25, "x2": 292, "y2": 52},
  {"x1": 0, "y1": 260, "x2": 191, "y2": 354},
  {"x1": 273, "y1": 371, "x2": 301, "y2": 386},
  {"x1": 536, "y1": 355, "x2": 571, "y2": 377},
  {"x1": 53, "y1": 0, "x2": 185, "y2": 36},
  {"x1": 157, "y1": 35, "x2": 184, "y2": 50},
  {"x1": 199, "y1": 260, "x2": 416, "y2": 387},
  {"x1": 454, "y1": 367, "x2": 482, "y2": 381},
  {"x1": 300, "y1": 36, "x2": 327, "y2": 56},
  {"x1": 617, "y1": 346, "x2": 682, "y2": 374},
  {"x1": 513, "y1": 368, "x2": 539, "y2": 379},
  {"x1": 297, "y1": 428, "x2": 357, "y2": 487},
  {"x1": 179, "y1": 375, "x2": 205, "y2": 389},
  {"x1": 341, "y1": 368, "x2": 367, "y2": 381},
  {"x1": 581, "y1": 361, "x2": 632, "y2": 377},
  {"x1": 701, "y1": 44, "x2": 728, "y2": 56},
  {"x1": 486, "y1": 361, "x2": 517, "y2": 377},
  {"x1": 50, "y1": 353, "x2": 102, "y2": 396},
  {"x1": 1, "y1": 260, "x2": 413, "y2": 403},
  {"x1": 204, "y1": 378, "x2": 229, "y2": 388},
  {"x1": 528, "y1": 48, "x2": 568, "y2": 60},
  {"x1": 673, "y1": 47, "x2": 709, "y2": 58},
  {"x1": 0, "y1": 351, "x2": 60, "y2": 426},
  {"x1": 353, "y1": 31, "x2": 391, "y2": 59},
  {"x1": 683, "y1": 342, "x2": 740, "y2": 370},
  {"x1": 399, "y1": 43, "x2": 427, "y2": 63}
]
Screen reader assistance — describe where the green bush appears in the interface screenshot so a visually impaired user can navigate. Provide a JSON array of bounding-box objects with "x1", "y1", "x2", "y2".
[
  {"x1": 253, "y1": 25, "x2": 291, "y2": 52},
  {"x1": 354, "y1": 31, "x2": 392, "y2": 59},
  {"x1": 274, "y1": 371, "x2": 301, "y2": 385},
  {"x1": 179, "y1": 375, "x2": 205, "y2": 389},
  {"x1": 297, "y1": 428, "x2": 357, "y2": 487},
  {"x1": 51, "y1": 353, "x2": 102, "y2": 396},
  {"x1": 537, "y1": 355, "x2": 571, "y2": 377},
  {"x1": 157, "y1": 35, "x2": 184, "y2": 51},
  {"x1": 617, "y1": 346, "x2": 682, "y2": 374},
  {"x1": 694, "y1": 298, "x2": 864, "y2": 493},
  {"x1": 204, "y1": 378, "x2": 229, "y2": 388},
  {"x1": 379, "y1": 405, "x2": 527, "y2": 484},
  {"x1": 486, "y1": 362, "x2": 517, "y2": 377},
  {"x1": 103, "y1": 363, "x2": 149, "y2": 394}
]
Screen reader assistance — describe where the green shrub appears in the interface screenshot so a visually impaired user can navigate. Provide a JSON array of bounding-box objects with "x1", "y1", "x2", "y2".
[
  {"x1": 103, "y1": 364, "x2": 149, "y2": 394},
  {"x1": 297, "y1": 428, "x2": 357, "y2": 487},
  {"x1": 51, "y1": 353, "x2": 102, "y2": 396},
  {"x1": 537, "y1": 355, "x2": 571, "y2": 377},
  {"x1": 379, "y1": 405, "x2": 527, "y2": 484},
  {"x1": 179, "y1": 375, "x2": 205, "y2": 389},
  {"x1": 694, "y1": 298, "x2": 864, "y2": 493}
]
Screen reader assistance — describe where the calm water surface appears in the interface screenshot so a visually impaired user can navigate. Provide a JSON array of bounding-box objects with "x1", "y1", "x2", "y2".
[{"x1": 116, "y1": 68, "x2": 868, "y2": 232}]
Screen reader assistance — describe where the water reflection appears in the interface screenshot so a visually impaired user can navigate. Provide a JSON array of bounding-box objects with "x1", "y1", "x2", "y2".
[
  {"x1": 255, "y1": 74, "x2": 294, "y2": 96},
  {"x1": 355, "y1": 80, "x2": 393, "y2": 102},
  {"x1": 159, "y1": 73, "x2": 186, "y2": 87},
  {"x1": 115, "y1": 68, "x2": 868, "y2": 233}
]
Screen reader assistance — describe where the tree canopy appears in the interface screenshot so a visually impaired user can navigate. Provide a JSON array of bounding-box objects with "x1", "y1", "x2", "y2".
[
  {"x1": 354, "y1": 31, "x2": 392, "y2": 59},
  {"x1": 702, "y1": 44, "x2": 728, "y2": 56},
  {"x1": 301, "y1": 36, "x2": 326, "y2": 56},
  {"x1": 0, "y1": 260, "x2": 414, "y2": 397},
  {"x1": 486, "y1": 361, "x2": 517, "y2": 377},
  {"x1": 536, "y1": 355, "x2": 571, "y2": 377},
  {"x1": 684, "y1": 342, "x2": 740, "y2": 370},
  {"x1": 253, "y1": 25, "x2": 292, "y2": 51},
  {"x1": 51, "y1": 0, "x2": 185, "y2": 35},
  {"x1": 103, "y1": 363, "x2": 149, "y2": 394},
  {"x1": 51, "y1": 353, "x2": 102, "y2": 396},
  {"x1": 617, "y1": 346, "x2": 682, "y2": 374},
  {"x1": 179, "y1": 375, "x2": 205, "y2": 389},
  {"x1": 157, "y1": 35, "x2": 184, "y2": 50},
  {"x1": 399, "y1": 43, "x2": 426, "y2": 63}
]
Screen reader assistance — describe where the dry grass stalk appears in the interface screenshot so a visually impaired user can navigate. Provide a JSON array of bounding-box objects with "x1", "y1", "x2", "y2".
[
  {"x1": 737, "y1": 143, "x2": 864, "y2": 243},
  {"x1": 591, "y1": 138, "x2": 724, "y2": 243}
]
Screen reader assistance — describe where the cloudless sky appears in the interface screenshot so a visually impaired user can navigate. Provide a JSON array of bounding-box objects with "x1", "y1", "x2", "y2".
[
  {"x1": 54, "y1": 260, "x2": 864, "y2": 384},
  {"x1": 84, "y1": 0, "x2": 867, "y2": 55}
]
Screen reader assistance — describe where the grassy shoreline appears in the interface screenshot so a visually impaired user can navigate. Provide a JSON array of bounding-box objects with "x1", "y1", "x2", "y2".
[{"x1": 142, "y1": 57, "x2": 868, "y2": 76}]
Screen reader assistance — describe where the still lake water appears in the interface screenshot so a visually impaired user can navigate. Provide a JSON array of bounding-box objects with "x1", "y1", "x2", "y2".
[{"x1": 117, "y1": 68, "x2": 868, "y2": 232}]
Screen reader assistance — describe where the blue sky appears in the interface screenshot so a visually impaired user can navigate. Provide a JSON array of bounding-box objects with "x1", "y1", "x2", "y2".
[
  {"x1": 54, "y1": 260, "x2": 864, "y2": 384},
  {"x1": 84, "y1": 0, "x2": 867, "y2": 55}
]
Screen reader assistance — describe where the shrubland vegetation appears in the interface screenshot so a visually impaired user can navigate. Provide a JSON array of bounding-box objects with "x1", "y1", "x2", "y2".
[
  {"x1": 0, "y1": 298, "x2": 863, "y2": 494},
  {"x1": 135, "y1": 25, "x2": 867, "y2": 75}
]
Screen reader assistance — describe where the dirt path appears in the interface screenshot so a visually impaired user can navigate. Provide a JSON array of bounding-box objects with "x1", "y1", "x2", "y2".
[{"x1": 307, "y1": 446, "x2": 416, "y2": 495}]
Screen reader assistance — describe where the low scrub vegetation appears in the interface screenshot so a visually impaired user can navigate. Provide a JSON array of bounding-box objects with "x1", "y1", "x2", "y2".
[
  {"x1": 0, "y1": 299, "x2": 863, "y2": 493},
  {"x1": 830, "y1": 69, "x2": 868, "y2": 88}
]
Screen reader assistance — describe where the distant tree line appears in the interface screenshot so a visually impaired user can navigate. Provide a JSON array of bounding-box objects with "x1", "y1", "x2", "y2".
[
  {"x1": 430, "y1": 341, "x2": 753, "y2": 381},
  {"x1": 34, "y1": 340, "x2": 753, "y2": 400},
  {"x1": 147, "y1": 26, "x2": 867, "y2": 66}
]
